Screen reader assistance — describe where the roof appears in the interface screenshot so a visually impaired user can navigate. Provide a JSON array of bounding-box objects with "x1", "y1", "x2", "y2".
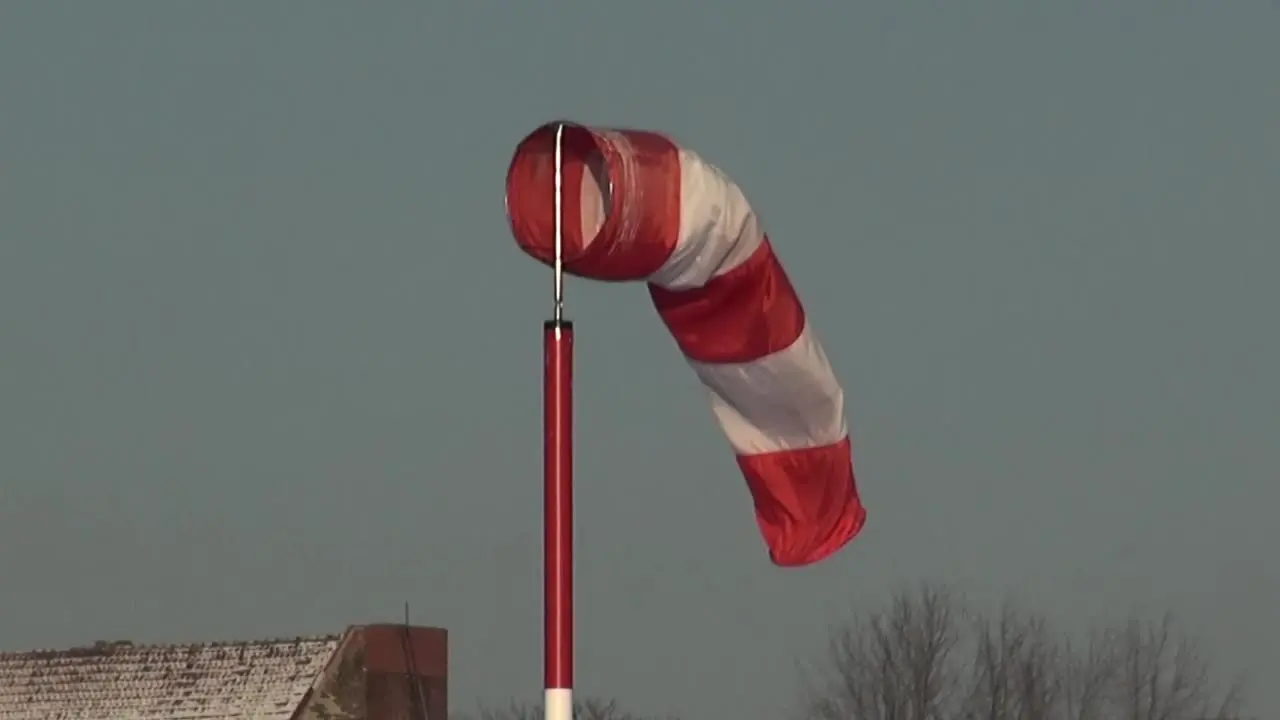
[{"x1": 0, "y1": 635, "x2": 342, "y2": 720}]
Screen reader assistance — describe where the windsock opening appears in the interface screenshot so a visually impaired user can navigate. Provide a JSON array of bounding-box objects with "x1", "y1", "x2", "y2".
[
  {"x1": 505, "y1": 123, "x2": 609, "y2": 270},
  {"x1": 505, "y1": 122, "x2": 682, "y2": 281}
]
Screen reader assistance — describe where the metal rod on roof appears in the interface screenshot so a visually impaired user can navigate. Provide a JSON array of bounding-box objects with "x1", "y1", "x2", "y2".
[{"x1": 400, "y1": 602, "x2": 430, "y2": 720}]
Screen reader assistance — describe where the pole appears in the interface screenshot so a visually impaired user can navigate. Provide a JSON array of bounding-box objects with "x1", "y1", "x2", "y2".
[{"x1": 544, "y1": 123, "x2": 574, "y2": 720}]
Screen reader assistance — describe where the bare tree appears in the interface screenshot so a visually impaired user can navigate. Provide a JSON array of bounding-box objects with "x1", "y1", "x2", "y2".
[
  {"x1": 803, "y1": 583, "x2": 967, "y2": 720},
  {"x1": 801, "y1": 585, "x2": 1247, "y2": 720},
  {"x1": 1100, "y1": 612, "x2": 1242, "y2": 720},
  {"x1": 1059, "y1": 627, "x2": 1119, "y2": 720},
  {"x1": 962, "y1": 601, "x2": 1062, "y2": 720}
]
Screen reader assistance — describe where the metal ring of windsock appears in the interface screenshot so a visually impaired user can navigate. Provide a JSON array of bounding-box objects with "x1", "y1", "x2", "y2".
[{"x1": 505, "y1": 121, "x2": 867, "y2": 719}]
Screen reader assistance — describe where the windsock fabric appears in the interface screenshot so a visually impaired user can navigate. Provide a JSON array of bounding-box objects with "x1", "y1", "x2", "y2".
[{"x1": 505, "y1": 122, "x2": 866, "y2": 567}]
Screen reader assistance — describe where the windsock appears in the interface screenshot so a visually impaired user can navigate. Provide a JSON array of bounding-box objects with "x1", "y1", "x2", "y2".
[{"x1": 505, "y1": 122, "x2": 865, "y2": 567}]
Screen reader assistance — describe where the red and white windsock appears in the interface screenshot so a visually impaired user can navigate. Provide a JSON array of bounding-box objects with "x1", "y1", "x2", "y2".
[{"x1": 506, "y1": 122, "x2": 867, "y2": 567}]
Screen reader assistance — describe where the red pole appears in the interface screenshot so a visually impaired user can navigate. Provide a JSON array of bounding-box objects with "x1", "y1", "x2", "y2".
[{"x1": 543, "y1": 318, "x2": 574, "y2": 720}]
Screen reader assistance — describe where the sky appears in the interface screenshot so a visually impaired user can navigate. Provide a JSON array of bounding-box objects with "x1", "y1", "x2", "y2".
[{"x1": 0, "y1": 3, "x2": 1276, "y2": 718}]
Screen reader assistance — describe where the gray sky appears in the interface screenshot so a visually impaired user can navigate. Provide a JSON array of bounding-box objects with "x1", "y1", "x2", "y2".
[{"x1": 1, "y1": 3, "x2": 1276, "y2": 718}]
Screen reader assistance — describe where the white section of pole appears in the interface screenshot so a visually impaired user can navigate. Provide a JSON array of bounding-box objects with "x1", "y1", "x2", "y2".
[{"x1": 545, "y1": 688, "x2": 573, "y2": 720}]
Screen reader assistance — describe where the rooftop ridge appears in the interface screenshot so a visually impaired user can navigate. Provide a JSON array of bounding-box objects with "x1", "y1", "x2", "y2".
[{"x1": 0, "y1": 632, "x2": 343, "y2": 658}]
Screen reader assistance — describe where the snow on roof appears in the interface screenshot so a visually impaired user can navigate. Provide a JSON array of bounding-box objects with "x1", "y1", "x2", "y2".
[{"x1": 0, "y1": 635, "x2": 341, "y2": 720}]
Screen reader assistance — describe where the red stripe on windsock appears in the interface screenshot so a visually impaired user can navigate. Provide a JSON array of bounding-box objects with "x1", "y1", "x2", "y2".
[
  {"x1": 738, "y1": 437, "x2": 866, "y2": 566},
  {"x1": 649, "y1": 238, "x2": 805, "y2": 364}
]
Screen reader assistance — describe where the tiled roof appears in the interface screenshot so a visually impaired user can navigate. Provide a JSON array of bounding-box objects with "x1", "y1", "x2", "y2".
[{"x1": 0, "y1": 635, "x2": 342, "y2": 720}]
